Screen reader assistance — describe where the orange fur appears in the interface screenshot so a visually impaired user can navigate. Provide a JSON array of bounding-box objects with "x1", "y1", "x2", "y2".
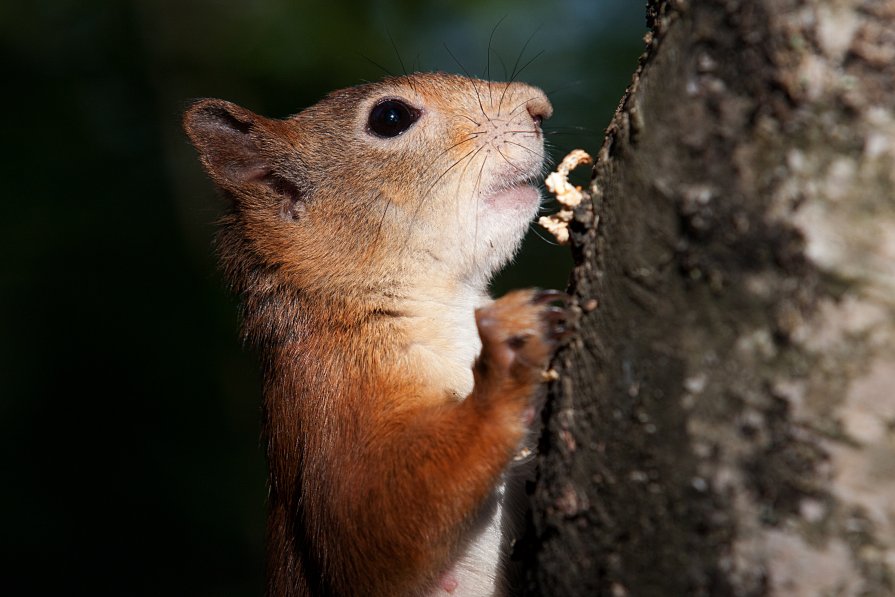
[{"x1": 183, "y1": 73, "x2": 562, "y2": 596}]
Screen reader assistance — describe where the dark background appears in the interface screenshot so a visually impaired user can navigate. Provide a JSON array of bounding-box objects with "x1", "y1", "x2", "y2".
[{"x1": 1, "y1": 1, "x2": 643, "y2": 594}]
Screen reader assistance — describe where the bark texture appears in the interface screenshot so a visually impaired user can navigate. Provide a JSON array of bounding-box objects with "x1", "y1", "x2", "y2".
[{"x1": 522, "y1": 0, "x2": 895, "y2": 595}]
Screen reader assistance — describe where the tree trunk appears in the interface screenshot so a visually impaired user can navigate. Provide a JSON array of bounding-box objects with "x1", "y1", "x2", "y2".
[{"x1": 522, "y1": 0, "x2": 895, "y2": 595}]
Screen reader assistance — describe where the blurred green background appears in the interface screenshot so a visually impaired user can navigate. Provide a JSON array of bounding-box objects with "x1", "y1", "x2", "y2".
[{"x1": 1, "y1": 1, "x2": 643, "y2": 594}]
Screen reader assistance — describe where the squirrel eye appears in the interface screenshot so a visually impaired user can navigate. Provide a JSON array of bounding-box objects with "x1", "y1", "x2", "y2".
[{"x1": 368, "y1": 99, "x2": 420, "y2": 138}]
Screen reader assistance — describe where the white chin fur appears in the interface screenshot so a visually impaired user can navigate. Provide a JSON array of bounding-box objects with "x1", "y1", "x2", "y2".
[
  {"x1": 482, "y1": 184, "x2": 541, "y2": 211},
  {"x1": 468, "y1": 186, "x2": 541, "y2": 279}
]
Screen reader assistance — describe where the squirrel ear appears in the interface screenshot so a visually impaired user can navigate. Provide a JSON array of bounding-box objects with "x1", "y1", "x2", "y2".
[
  {"x1": 183, "y1": 99, "x2": 271, "y2": 189},
  {"x1": 184, "y1": 99, "x2": 306, "y2": 217}
]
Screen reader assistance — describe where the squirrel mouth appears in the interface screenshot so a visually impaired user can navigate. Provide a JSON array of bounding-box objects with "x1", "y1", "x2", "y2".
[{"x1": 482, "y1": 183, "x2": 540, "y2": 209}]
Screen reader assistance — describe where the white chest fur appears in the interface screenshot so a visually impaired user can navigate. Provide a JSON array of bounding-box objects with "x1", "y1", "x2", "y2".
[{"x1": 402, "y1": 285, "x2": 486, "y2": 399}]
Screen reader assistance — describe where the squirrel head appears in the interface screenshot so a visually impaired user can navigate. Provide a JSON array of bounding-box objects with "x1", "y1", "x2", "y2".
[{"x1": 184, "y1": 73, "x2": 552, "y2": 303}]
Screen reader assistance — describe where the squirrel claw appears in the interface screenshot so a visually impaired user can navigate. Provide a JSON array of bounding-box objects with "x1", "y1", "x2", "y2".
[
  {"x1": 532, "y1": 289, "x2": 570, "y2": 305},
  {"x1": 543, "y1": 305, "x2": 567, "y2": 323}
]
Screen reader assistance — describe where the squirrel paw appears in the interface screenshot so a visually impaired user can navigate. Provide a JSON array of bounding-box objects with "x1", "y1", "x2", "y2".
[{"x1": 474, "y1": 289, "x2": 571, "y2": 384}]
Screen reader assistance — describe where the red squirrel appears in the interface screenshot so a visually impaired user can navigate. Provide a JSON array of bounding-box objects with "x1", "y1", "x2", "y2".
[{"x1": 183, "y1": 72, "x2": 567, "y2": 596}]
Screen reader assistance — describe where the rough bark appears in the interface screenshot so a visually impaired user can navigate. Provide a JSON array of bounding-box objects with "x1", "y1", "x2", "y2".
[{"x1": 522, "y1": 0, "x2": 895, "y2": 595}]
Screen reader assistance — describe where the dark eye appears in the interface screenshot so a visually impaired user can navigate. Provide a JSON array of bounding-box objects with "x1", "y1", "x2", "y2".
[{"x1": 368, "y1": 99, "x2": 420, "y2": 138}]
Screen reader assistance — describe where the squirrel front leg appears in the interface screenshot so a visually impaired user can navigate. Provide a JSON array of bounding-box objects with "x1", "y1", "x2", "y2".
[{"x1": 326, "y1": 289, "x2": 568, "y2": 596}]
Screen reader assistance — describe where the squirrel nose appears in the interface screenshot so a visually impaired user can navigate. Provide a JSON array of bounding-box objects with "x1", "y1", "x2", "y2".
[{"x1": 526, "y1": 93, "x2": 553, "y2": 125}]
